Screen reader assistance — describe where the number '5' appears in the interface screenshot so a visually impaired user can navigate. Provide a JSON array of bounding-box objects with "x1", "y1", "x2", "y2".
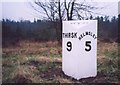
[{"x1": 85, "y1": 41, "x2": 91, "y2": 52}]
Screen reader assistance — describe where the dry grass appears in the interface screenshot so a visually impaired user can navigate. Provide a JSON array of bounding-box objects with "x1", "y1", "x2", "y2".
[
  {"x1": 97, "y1": 40, "x2": 118, "y2": 56},
  {"x1": 2, "y1": 40, "x2": 119, "y2": 83}
]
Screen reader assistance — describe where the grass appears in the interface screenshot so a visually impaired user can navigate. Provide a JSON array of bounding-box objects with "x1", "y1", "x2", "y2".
[
  {"x1": 2, "y1": 40, "x2": 119, "y2": 83},
  {"x1": 2, "y1": 54, "x2": 19, "y2": 83},
  {"x1": 97, "y1": 42, "x2": 119, "y2": 83},
  {"x1": 37, "y1": 62, "x2": 57, "y2": 72}
]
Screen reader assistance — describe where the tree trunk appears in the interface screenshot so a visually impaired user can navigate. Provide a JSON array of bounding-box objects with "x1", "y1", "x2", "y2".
[{"x1": 58, "y1": 1, "x2": 62, "y2": 45}]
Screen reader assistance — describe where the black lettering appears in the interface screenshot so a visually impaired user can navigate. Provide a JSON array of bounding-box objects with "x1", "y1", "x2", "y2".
[
  {"x1": 79, "y1": 31, "x2": 97, "y2": 40},
  {"x1": 80, "y1": 34, "x2": 83, "y2": 38},
  {"x1": 72, "y1": 32, "x2": 74, "y2": 38},
  {"x1": 94, "y1": 37, "x2": 97, "y2": 39},
  {"x1": 63, "y1": 32, "x2": 77, "y2": 38},
  {"x1": 86, "y1": 32, "x2": 88, "y2": 35},
  {"x1": 83, "y1": 32, "x2": 85, "y2": 37},
  {"x1": 79, "y1": 37, "x2": 81, "y2": 40},
  {"x1": 88, "y1": 32, "x2": 90, "y2": 35},
  {"x1": 68, "y1": 33, "x2": 70, "y2": 38},
  {"x1": 93, "y1": 34, "x2": 95, "y2": 39},
  {"x1": 74, "y1": 33, "x2": 77, "y2": 38},
  {"x1": 65, "y1": 33, "x2": 68, "y2": 38}
]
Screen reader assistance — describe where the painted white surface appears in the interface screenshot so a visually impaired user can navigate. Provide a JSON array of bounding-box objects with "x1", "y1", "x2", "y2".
[{"x1": 62, "y1": 20, "x2": 97, "y2": 80}]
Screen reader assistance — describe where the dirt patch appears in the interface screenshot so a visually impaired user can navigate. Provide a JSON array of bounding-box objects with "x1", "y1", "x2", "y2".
[{"x1": 12, "y1": 74, "x2": 32, "y2": 83}]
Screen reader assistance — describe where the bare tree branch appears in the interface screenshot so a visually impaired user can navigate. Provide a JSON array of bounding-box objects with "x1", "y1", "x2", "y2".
[
  {"x1": 30, "y1": 0, "x2": 101, "y2": 43},
  {"x1": 69, "y1": 0, "x2": 76, "y2": 20}
]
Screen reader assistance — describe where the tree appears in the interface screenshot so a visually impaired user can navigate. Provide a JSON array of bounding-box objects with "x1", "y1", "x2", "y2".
[
  {"x1": 30, "y1": 0, "x2": 98, "y2": 44},
  {"x1": 118, "y1": 14, "x2": 120, "y2": 43}
]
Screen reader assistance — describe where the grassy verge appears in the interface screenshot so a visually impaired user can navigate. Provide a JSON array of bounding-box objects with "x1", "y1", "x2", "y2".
[{"x1": 2, "y1": 41, "x2": 119, "y2": 83}]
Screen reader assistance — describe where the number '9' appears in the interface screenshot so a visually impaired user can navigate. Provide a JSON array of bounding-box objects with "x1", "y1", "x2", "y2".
[{"x1": 67, "y1": 41, "x2": 72, "y2": 51}]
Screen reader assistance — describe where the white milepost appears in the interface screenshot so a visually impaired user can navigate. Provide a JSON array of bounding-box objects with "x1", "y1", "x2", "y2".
[{"x1": 62, "y1": 20, "x2": 97, "y2": 80}]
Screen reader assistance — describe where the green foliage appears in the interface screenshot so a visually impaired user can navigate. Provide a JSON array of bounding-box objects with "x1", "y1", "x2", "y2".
[
  {"x1": 2, "y1": 54, "x2": 19, "y2": 83},
  {"x1": 104, "y1": 50, "x2": 119, "y2": 58},
  {"x1": 97, "y1": 50, "x2": 119, "y2": 83},
  {"x1": 38, "y1": 62, "x2": 56, "y2": 72},
  {"x1": 2, "y1": 54, "x2": 20, "y2": 65}
]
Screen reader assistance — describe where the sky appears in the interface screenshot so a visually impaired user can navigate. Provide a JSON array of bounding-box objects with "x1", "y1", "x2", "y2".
[
  {"x1": 0, "y1": 0, "x2": 120, "y2": 22},
  {"x1": 2, "y1": 2, "x2": 36, "y2": 21}
]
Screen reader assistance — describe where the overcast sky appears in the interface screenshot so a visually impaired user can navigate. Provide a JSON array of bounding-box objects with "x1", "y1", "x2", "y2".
[{"x1": 1, "y1": 0, "x2": 120, "y2": 22}]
